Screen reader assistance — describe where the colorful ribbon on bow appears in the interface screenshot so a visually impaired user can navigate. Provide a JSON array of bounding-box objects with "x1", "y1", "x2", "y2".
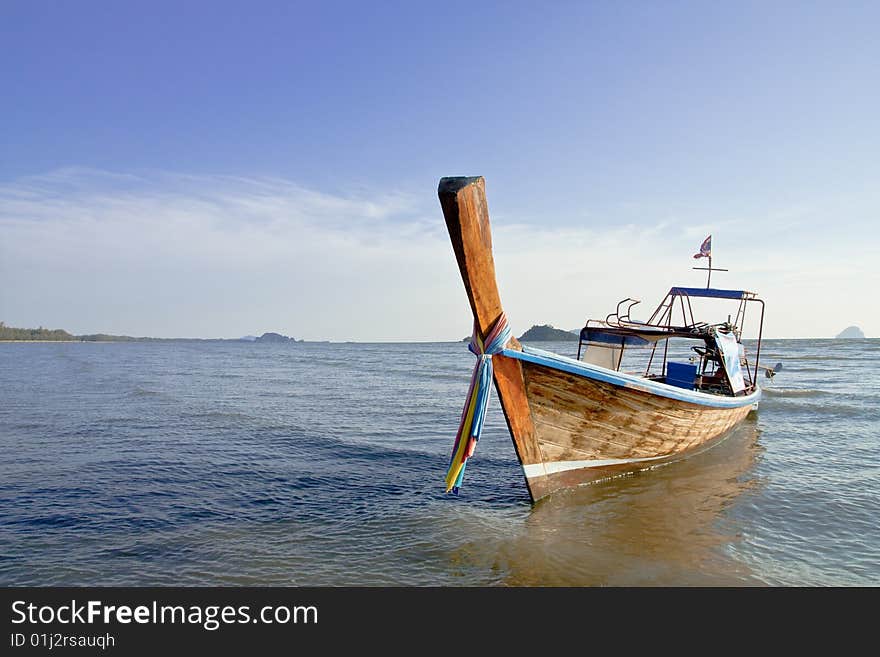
[{"x1": 445, "y1": 312, "x2": 511, "y2": 494}]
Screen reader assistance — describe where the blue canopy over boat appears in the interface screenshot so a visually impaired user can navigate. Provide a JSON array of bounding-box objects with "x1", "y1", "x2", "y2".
[{"x1": 668, "y1": 287, "x2": 755, "y2": 300}]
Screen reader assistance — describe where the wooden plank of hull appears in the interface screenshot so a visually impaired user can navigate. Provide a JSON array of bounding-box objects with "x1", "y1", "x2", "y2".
[{"x1": 520, "y1": 361, "x2": 753, "y2": 500}]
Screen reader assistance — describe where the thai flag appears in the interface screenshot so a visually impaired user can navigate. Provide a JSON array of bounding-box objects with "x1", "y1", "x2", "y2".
[{"x1": 693, "y1": 235, "x2": 711, "y2": 259}]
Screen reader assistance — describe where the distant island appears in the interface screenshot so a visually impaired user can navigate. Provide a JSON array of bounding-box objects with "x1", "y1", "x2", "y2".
[
  {"x1": 254, "y1": 332, "x2": 298, "y2": 343},
  {"x1": 0, "y1": 322, "x2": 301, "y2": 343},
  {"x1": 519, "y1": 324, "x2": 578, "y2": 341},
  {"x1": 460, "y1": 324, "x2": 579, "y2": 342},
  {"x1": 836, "y1": 326, "x2": 865, "y2": 339}
]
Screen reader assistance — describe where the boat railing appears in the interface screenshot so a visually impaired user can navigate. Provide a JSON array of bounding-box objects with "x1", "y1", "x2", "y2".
[{"x1": 605, "y1": 298, "x2": 642, "y2": 327}]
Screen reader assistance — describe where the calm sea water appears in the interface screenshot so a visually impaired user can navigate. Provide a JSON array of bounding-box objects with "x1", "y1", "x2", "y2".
[{"x1": 1, "y1": 338, "x2": 877, "y2": 586}]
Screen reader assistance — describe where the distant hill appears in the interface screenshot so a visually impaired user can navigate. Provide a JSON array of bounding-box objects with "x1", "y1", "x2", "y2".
[
  {"x1": 519, "y1": 324, "x2": 578, "y2": 341},
  {"x1": 836, "y1": 326, "x2": 865, "y2": 339},
  {"x1": 254, "y1": 332, "x2": 297, "y2": 343}
]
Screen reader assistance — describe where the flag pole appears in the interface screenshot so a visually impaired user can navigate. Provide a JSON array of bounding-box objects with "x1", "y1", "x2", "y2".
[{"x1": 692, "y1": 236, "x2": 726, "y2": 288}]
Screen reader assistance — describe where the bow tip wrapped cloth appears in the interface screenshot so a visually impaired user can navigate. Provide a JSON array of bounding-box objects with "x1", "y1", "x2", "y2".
[{"x1": 445, "y1": 313, "x2": 512, "y2": 494}]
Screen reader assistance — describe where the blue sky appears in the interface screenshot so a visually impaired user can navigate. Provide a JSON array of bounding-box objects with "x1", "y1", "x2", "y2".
[{"x1": 2, "y1": 1, "x2": 878, "y2": 339}]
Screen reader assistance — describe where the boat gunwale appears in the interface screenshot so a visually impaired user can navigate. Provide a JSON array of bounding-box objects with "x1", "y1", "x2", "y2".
[{"x1": 504, "y1": 345, "x2": 762, "y2": 409}]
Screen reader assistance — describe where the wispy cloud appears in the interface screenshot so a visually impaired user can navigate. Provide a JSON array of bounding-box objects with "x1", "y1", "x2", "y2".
[
  {"x1": 0, "y1": 169, "x2": 454, "y2": 339},
  {"x1": 1, "y1": 169, "x2": 876, "y2": 339}
]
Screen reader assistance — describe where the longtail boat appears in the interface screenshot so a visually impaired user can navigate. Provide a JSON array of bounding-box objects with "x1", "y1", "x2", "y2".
[{"x1": 439, "y1": 176, "x2": 777, "y2": 502}]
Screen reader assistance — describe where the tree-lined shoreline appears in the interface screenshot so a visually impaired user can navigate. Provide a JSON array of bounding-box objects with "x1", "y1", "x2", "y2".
[{"x1": 0, "y1": 322, "x2": 300, "y2": 343}]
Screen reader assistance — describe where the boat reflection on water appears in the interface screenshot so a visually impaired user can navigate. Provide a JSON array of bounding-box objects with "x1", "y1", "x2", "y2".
[{"x1": 493, "y1": 418, "x2": 766, "y2": 586}]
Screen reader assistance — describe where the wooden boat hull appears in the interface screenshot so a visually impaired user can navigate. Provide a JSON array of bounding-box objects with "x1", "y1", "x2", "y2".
[
  {"x1": 437, "y1": 176, "x2": 760, "y2": 502},
  {"x1": 497, "y1": 350, "x2": 757, "y2": 500}
]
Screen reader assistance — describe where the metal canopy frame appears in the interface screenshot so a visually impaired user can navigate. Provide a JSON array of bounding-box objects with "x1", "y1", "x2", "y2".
[{"x1": 577, "y1": 287, "x2": 766, "y2": 394}]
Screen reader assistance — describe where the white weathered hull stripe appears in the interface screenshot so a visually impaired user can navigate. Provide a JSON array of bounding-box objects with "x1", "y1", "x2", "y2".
[{"x1": 523, "y1": 455, "x2": 669, "y2": 479}]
